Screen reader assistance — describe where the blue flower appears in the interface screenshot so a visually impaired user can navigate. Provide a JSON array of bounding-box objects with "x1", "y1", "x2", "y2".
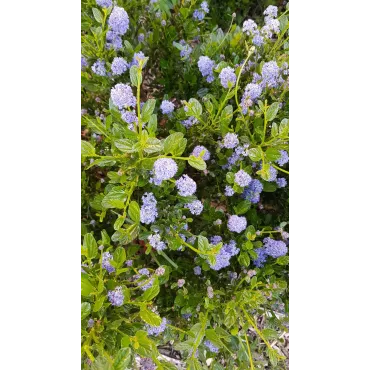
[
  {"x1": 111, "y1": 83, "x2": 136, "y2": 110},
  {"x1": 219, "y1": 67, "x2": 237, "y2": 88},
  {"x1": 108, "y1": 7, "x2": 129, "y2": 35},
  {"x1": 140, "y1": 192, "x2": 158, "y2": 224},
  {"x1": 96, "y1": 0, "x2": 112, "y2": 7},
  {"x1": 111, "y1": 57, "x2": 128, "y2": 75},
  {"x1": 227, "y1": 215, "x2": 247, "y2": 233},
  {"x1": 148, "y1": 233, "x2": 167, "y2": 251},
  {"x1": 152, "y1": 158, "x2": 178, "y2": 185},
  {"x1": 198, "y1": 56, "x2": 215, "y2": 81},
  {"x1": 223, "y1": 133, "x2": 239, "y2": 149},
  {"x1": 146, "y1": 317, "x2": 167, "y2": 336},
  {"x1": 234, "y1": 169, "x2": 252, "y2": 187},
  {"x1": 160, "y1": 100, "x2": 175, "y2": 114},
  {"x1": 191, "y1": 145, "x2": 210, "y2": 160},
  {"x1": 107, "y1": 286, "x2": 124, "y2": 306},
  {"x1": 185, "y1": 200, "x2": 203, "y2": 215},
  {"x1": 176, "y1": 175, "x2": 197, "y2": 196},
  {"x1": 276, "y1": 150, "x2": 289, "y2": 166},
  {"x1": 92, "y1": 59, "x2": 106, "y2": 76},
  {"x1": 225, "y1": 186, "x2": 235, "y2": 197},
  {"x1": 102, "y1": 252, "x2": 115, "y2": 273},
  {"x1": 204, "y1": 340, "x2": 219, "y2": 353},
  {"x1": 242, "y1": 179, "x2": 263, "y2": 203}
]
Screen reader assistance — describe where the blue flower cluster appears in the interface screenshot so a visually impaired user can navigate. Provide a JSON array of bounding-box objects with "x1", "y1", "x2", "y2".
[
  {"x1": 194, "y1": 266, "x2": 202, "y2": 275},
  {"x1": 193, "y1": 1, "x2": 209, "y2": 21},
  {"x1": 204, "y1": 340, "x2": 219, "y2": 353},
  {"x1": 181, "y1": 116, "x2": 198, "y2": 128},
  {"x1": 81, "y1": 56, "x2": 88, "y2": 70},
  {"x1": 227, "y1": 215, "x2": 247, "y2": 233},
  {"x1": 219, "y1": 67, "x2": 237, "y2": 88},
  {"x1": 108, "y1": 7, "x2": 129, "y2": 35},
  {"x1": 225, "y1": 185, "x2": 234, "y2": 197},
  {"x1": 111, "y1": 57, "x2": 128, "y2": 76},
  {"x1": 140, "y1": 192, "x2": 158, "y2": 224},
  {"x1": 111, "y1": 83, "x2": 136, "y2": 110},
  {"x1": 148, "y1": 233, "x2": 167, "y2": 251},
  {"x1": 276, "y1": 178, "x2": 287, "y2": 188},
  {"x1": 102, "y1": 252, "x2": 115, "y2": 273},
  {"x1": 240, "y1": 83, "x2": 262, "y2": 114},
  {"x1": 107, "y1": 286, "x2": 124, "y2": 306},
  {"x1": 92, "y1": 59, "x2": 106, "y2": 76},
  {"x1": 198, "y1": 56, "x2": 215, "y2": 83},
  {"x1": 160, "y1": 100, "x2": 175, "y2": 114},
  {"x1": 253, "y1": 237, "x2": 288, "y2": 267},
  {"x1": 146, "y1": 317, "x2": 167, "y2": 336},
  {"x1": 96, "y1": 0, "x2": 112, "y2": 8},
  {"x1": 242, "y1": 179, "x2": 263, "y2": 203},
  {"x1": 151, "y1": 158, "x2": 178, "y2": 185},
  {"x1": 135, "y1": 268, "x2": 154, "y2": 291},
  {"x1": 223, "y1": 133, "x2": 239, "y2": 149},
  {"x1": 234, "y1": 169, "x2": 252, "y2": 187},
  {"x1": 277, "y1": 150, "x2": 289, "y2": 166},
  {"x1": 191, "y1": 145, "x2": 210, "y2": 160},
  {"x1": 209, "y1": 238, "x2": 240, "y2": 271},
  {"x1": 185, "y1": 200, "x2": 203, "y2": 215},
  {"x1": 176, "y1": 175, "x2": 197, "y2": 196}
]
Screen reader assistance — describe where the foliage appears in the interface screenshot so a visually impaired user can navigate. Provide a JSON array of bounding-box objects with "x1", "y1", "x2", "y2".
[{"x1": 81, "y1": 0, "x2": 289, "y2": 368}]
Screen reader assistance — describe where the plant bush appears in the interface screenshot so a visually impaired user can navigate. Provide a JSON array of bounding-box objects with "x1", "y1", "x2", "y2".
[{"x1": 81, "y1": 1, "x2": 289, "y2": 369}]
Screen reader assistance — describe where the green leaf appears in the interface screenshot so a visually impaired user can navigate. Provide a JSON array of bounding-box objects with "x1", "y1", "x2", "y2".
[
  {"x1": 92, "y1": 8, "x2": 103, "y2": 23},
  {"x1": 226, "y1": 172, "x2": 235, "y2": 184},
  {"x1": 91, "y1": 356, "x2": 110, "y2": 370},
  {"x1": 93, "y1": 296, "x2": 106, "y2": 312},
  {"x1": 205, "y1": 329, "x2": 224, "y2": 347},
  {"x1": 243, "y1": 240, "x2": 254, "y2": 250},
  {"x1": 233, "y1": 200, "x2": 251, "y2": 215},
  {"x1": 147, "y1": 114, "x2": 157, "y2": 135},
  {"x1": 265, "y1": 147, "x2": 281, "y2": 161},
  {"x1": 224, "y1": 309, "x2": 236, "y2": 328},
  {"x1": 263, "y1": 181, "x2": 277, "y2": 192},
  {"x1": 84, "y1": 116, "x2": 110, "y2": 137},
  {"x1": 112, "y1": 348, "x2": 131, "y2": 370},
  {"x1": 238, "y1": 252, "x2": 250, "y2": 267},
  {"x1": 186, "y1": 98, "x2": 202, "y2": 117},
  {"x1": 128, "y1": 201, "x2": 140, "y2": 223},
  {"x1": 276, "y1": 256, "x2": 289, "y2": 265},
  {"x1": 102, "y1": 190, "x2": 126, "y2": 209},
  {"x1": 271, "y1": 122, "x2": 279, "y2": 137},
  {"x1": 163, "y1": 132, "x2": 184, "y2": 155},
  {"x1": 81, "y1": 302, "x2": 91, "y2": 320},
  {"x1": 140, "y1": 306, "x2": 162, "y2": 326},
  {"x1": 186, "y1": 357, "x2": 203, "y2": 370},
  {"x1": 114, "y1": 216, "x2": 125, "y2": 231},
  {"x1": 113, "y1": 247, "x2": 126, "y2": 267},
  {"x1": 83, "y1": 233, "x2": 98, "y2": 259},
  {"x1": 266, "y1": 102, "x2": 280, "y2": 122},
  {"x1": 143, "y1": 137, "x2": 163, "y2": 154},
  {"x1": 197, "y1": 235, "x2": 210, "y2": 252},
  {"x1": 81, "y1": 274, "x2": 95, "y2": 296},
  {"x1": 130, "y1": 65, "x2": 142, "y2": 87},
  {"x1": 262, "y1": 328, "x2": 278, "y2": 340},
  {"x1": 81, "y1": 141, "x2": 96, "y2": 156},
  {"x1": 141, "y1": 99, "x2": 156, "y2": 123},
  {"x1": 220, "y1": 105, "x2": 233, "y2": 128},
  {"x1": 188, "y1": 155, "x2": 206, "y2": 170},
  {"x1": 248, "y1": 147, "x2": 263, "y2": 162},
  {"x1": 114, "y1": 139, "x2": 137, "y2": 153},
  {"x1": 142, "y1": 279, "x2": 160, "y2": 301}
]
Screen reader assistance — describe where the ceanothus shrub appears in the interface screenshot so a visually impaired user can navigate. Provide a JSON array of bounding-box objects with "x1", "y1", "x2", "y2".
[{"x1": 81, "y1": 1, "x2": 289, "y2": 369}]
